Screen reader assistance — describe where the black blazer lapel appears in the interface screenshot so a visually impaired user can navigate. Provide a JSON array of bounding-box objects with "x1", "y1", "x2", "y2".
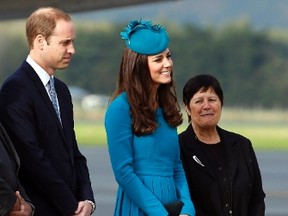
[
  {"x1": 181, "y1": 125, "x2": 217, "y2": 180},
  {"x1": 217, "y1": 127, "x2": 239, "y2": 179}
]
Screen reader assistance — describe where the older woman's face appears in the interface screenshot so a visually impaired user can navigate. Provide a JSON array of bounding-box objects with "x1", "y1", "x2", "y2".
[{"x1": 186, "y1": 87, "x2": 222, "y2": 129}]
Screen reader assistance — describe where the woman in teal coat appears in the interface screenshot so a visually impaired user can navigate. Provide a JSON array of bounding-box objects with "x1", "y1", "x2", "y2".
[{"x1": 105, "y1": 20, "x2": 195, "y2": 216}]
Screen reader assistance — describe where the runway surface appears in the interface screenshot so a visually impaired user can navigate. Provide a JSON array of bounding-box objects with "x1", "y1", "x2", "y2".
[{"x1": 80, "y1": 146, "x2": 288, "y2": 216}]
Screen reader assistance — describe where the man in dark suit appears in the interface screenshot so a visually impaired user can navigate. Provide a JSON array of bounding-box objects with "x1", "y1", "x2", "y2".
[
  {"x1": 0, "y1": 7, "x2": 95, "y2": 216},
  {"x1": 0, "y1": 123, "x2": 34, "y2": 216}
]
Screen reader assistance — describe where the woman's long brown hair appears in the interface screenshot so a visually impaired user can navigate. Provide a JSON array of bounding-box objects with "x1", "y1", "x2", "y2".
[{"x1": 110, "y1": 47, "x2": 182, "y2": 136}]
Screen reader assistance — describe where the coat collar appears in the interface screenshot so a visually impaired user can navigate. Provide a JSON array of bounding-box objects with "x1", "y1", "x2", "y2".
[{"x1": 180, "y1": 124, "x2": 239, "y2": 178}]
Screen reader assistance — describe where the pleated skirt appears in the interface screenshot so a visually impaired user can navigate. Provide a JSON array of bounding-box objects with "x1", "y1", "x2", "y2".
[{"x1": 114, "y1": 175, "x2": 177, "y2": 216}]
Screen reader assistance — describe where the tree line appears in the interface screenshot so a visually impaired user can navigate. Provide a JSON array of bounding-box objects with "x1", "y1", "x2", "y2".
[{"x1": 1, "y1": 20, "x2": 288, "y2": 109}]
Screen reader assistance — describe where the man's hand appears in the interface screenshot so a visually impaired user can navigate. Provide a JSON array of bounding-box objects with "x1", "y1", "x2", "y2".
[
  {"x1": 73, "y1": 201, "x2": 93, "y2": 216},
  {"x1": 8, "y1": 191, "x2": 33, "y2": 216}
]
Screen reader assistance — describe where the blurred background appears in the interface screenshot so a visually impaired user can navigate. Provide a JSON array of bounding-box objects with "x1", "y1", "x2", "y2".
[
  {"x1": 2, "y1": 0, "x2": 288, "y2": 111},
  {"x1": 0, "y1": 0, "x2": 288, "y2": 215},
  {"x1": 1, "y1": 0, "x2": 287, "y2": 148}
]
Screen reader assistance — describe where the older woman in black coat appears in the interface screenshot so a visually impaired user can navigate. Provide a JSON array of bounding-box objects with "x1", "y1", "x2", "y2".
[{"x1": 179, "y1": 74, "x2": 265, "y2": 216}]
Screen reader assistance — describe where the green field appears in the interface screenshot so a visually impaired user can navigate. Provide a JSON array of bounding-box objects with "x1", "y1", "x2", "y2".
[{"x1": 74, "y1": 108, "x2": 288, "y2": 150}]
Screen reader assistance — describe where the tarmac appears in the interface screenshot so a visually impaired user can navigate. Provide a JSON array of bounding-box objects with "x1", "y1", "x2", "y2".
[{"x1": 80, "y1": 146, "x2": 288, "y2": 216}]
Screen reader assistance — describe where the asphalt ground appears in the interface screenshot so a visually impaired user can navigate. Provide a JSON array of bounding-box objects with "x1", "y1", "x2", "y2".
[{"x1": 80, "y1": 146, "x2": 288, "y2": 216}]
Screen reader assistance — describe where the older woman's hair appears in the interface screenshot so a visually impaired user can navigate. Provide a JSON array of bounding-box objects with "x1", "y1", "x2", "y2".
[
  {"x1": 183, "y1": 74, "x2": 224, "y2": 106},
  {"x1": 26, "y1": 7, "x2": 72, "y2": 49}
]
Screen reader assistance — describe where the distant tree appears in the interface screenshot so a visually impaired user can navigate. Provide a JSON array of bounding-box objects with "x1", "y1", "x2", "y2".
[
  {"x1": 0, "y1": 34, "x2": 27, "y2": 82},
  {"x1": 58, "y1": 23, "x2": 124, "y2": 95},
  {"x1": 1, "y1": 21, "x2": 288, "y2": 108}
]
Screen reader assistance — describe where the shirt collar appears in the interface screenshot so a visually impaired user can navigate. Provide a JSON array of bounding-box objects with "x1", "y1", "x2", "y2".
[{"x1": 26, "y1": 55, "x2": 51, "y2": 86}]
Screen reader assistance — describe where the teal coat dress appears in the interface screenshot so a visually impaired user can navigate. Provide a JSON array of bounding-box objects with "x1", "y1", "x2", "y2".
[{"x1": 105, "y1": 92, "x2": 195, "y2": 216}]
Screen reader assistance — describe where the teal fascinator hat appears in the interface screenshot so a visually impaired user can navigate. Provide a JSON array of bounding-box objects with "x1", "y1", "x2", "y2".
[{"x1": 120, "y1": 19, "x2": 169, "y2": 55}]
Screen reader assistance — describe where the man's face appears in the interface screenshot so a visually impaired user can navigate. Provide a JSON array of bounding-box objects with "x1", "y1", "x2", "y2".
[{"x1": 42, "y1": 19, "x2": 75, "y2": 73}]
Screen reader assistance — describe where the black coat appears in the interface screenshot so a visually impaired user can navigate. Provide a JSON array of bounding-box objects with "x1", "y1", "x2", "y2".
[
  {"x1": 179, "y1": 124, "x2": 265, "y2": 216},
  {"x1": 0, "y1": 61, "x2": 95, "y2": 216},
  {"x1": 0, "y1": 122, "x2": 31, "y2": 216}
]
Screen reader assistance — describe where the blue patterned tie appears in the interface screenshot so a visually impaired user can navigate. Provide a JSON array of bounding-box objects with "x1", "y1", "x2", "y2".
[{"x1": 48, "y1": 77, "x2": 61, "y2": 121}]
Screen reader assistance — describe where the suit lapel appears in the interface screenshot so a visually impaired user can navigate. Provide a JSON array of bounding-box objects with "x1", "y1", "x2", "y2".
[
  {"x1": 53, "y1": 78, "x2": 76, "y2": 167},
  {"x1": 22, "y1": 62, "x2": 65, "y2": 135}
]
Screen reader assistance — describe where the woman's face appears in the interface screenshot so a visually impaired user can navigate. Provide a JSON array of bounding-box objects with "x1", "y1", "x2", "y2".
[
  {"x1": 147, "y1": 48, "x2": 173, "y2": 87},
  {"x1": 186, "y1": 87, "x2": 222, "y2": 129}
]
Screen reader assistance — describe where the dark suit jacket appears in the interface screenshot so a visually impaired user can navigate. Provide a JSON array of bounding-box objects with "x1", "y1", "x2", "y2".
[
  {"x1": 0, "y1": 122, "x2": 31, "y2": 216},
  {"x1": 0, "y1": 61, "x2": 95, "y2": 216},
  {"x1": 179, "y1": 124, "x2": 265, "y2": 216}
]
